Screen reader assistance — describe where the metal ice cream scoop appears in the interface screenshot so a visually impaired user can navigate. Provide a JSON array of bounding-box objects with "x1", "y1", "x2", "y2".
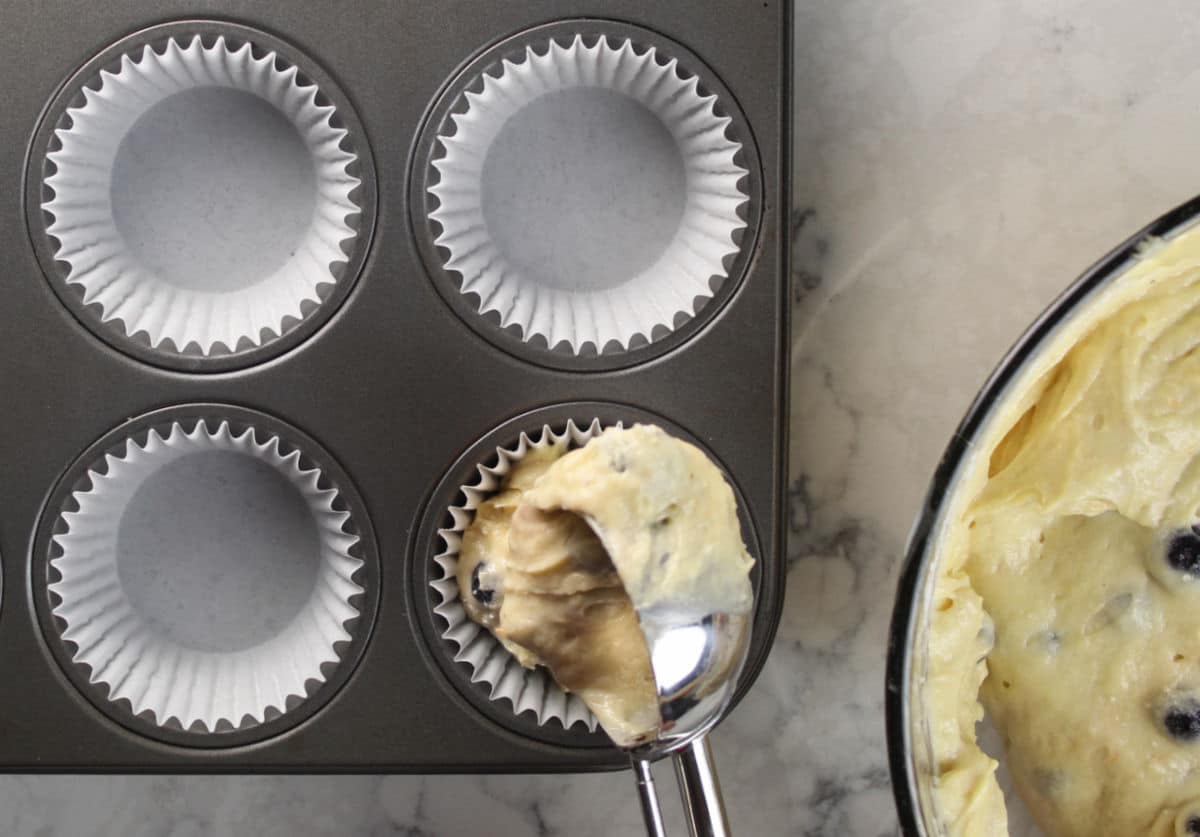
[{"x1": 626, "y1": 608, "x2": 753, "y2": 837}]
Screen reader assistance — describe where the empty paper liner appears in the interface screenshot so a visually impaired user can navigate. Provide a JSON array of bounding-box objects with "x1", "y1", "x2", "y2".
[
  {"x1": 38, "y1": 408, "x2": 376, "y2": 744},
  {"x1": 430, "y1": 419, "x2": 614, "y2": 733},
  {"x1": 33, "y1": 26, "x2": 373, "y2": 370},
  {"x1": 418, "y1": 21, "x2": 758, "y2": 362}
]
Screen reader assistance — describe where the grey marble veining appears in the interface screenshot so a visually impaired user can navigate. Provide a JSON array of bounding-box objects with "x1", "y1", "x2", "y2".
[{"x1": 9, "y1": 1, "x2": 1200, "y2": 834}]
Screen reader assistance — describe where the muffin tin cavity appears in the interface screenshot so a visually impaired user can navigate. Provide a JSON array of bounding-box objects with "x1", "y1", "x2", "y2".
[
  {"x1": 430, "y1": 418, "x2": 607, "y2": 737},
  {"x1": 413, "y1": 20, "x2": 761, "y2": 370},
  {"x1": 28, "y1": 21, "x2": 376, "y2": 372},
  {"x1": 35, "y1": 405, "x2": 378, "y2": 747},
  {"x1": 410, "y1": 402, "x2": 763, "y2": 748}
]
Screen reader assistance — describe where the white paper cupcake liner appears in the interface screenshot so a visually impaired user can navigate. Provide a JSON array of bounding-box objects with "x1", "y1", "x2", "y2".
[
  {"x1": 428, "y1": 34, "x2": 749, "y2": 354},
  {"x1": 42, "y1": 34, "x2": 361, "y2": 357},
  {"x1": 431, "y1": 418, "x2": 629, "y2": 731},
  {"x1": 48, "y1": 419, "x2": 363, "y2": 733}
]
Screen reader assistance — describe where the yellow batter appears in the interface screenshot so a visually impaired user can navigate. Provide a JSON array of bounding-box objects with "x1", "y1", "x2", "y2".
[
  {"x1": 931, "y1": 223, "x2": 1200, "y2": 836},
  {"x1": 457, "y1": 424, "x2": 755, "y2": 749},
  {"x1": 457, "y1": 440, "x2": 659, "y2": 747},
  {"x1": 522, "y1": 424, "x2": 755, "y2": 620}
]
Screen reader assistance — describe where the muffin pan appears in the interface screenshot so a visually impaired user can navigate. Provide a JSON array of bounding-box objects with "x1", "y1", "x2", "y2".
[{"x1": 0, "y1": 0, "x2": 789, "y2": 772}]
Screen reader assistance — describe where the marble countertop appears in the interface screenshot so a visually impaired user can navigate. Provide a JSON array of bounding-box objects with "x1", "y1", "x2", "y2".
[{"x1": 9, "y1": 0, "x2": 1200, "y2": 834}]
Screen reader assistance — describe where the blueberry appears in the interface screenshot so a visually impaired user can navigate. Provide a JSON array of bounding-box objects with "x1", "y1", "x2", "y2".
[
  {"x1": 1168, "y1": 528, "x2": 1200, "y2": 576},
  {"x1": 1187, "y1": 816, "x2": 1200, "y2": 835},
  {"x1": 470, "y1": 562, "x2": 495, "y2": 606},
  {"x1": 1163, "y1": 698, "x2": 1200, "y2": 741}
]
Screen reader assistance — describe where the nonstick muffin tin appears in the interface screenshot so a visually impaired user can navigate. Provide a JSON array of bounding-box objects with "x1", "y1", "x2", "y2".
[{"x1": 0, "y1": 0, "x2": 789, "y2": 771}]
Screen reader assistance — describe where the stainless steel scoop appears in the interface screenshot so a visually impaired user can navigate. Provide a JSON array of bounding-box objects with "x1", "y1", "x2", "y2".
[
  {"x1": 626, "y1": 609, "x2": 752, "y2": 837},
  {"x1": 571, "y1": 489, "x2": 754, "y2": 837}
]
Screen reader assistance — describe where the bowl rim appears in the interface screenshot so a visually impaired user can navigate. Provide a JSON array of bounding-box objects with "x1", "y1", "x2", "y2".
[{"x1": 883, "y1": 192, "x2": 1200, "y2": 835}]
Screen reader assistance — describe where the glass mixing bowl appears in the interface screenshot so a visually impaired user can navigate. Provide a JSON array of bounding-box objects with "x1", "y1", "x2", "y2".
[{"x1": 885, "y1": 194, "x2": 1200, "y2": 835}]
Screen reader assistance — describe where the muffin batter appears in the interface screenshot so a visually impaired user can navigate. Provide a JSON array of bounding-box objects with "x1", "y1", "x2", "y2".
[
  {"x1": 457, "y1": 424, "x2": 755, "y2": 748},
  {"x1": 931, "y1": 225, "x2": 1200, "y2": 836},
  {"x1": 457, "y1": 440, "x2": 659, "y2": 747},
  {"x1": 521, "y1": 424, "x2": 755, "y2": 620}
]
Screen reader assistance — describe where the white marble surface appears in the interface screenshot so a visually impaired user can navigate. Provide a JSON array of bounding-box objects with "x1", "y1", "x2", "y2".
[{"x1": 11, "y1": 1, "x2": 1200, "y2": 834}]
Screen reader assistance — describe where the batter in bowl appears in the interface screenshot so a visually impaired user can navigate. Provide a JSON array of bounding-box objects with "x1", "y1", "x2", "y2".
[
  {"x1": 930, "y1": 224, "x2": 1200, "y2": 836},
  {"x1": 457, "y1": 424, "x2": 755, "y2": 748}
]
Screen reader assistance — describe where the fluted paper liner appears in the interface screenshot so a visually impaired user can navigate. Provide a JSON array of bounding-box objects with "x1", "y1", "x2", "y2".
[
  {"x1": 42, "y1": 34, "x2": 360, "y2": 357},
  {"x1": 428, "y1": 35, "x2": 749, "y2": 354},
  {"x1": 48, "y1": 419, "x2": 363, "y2": 733},
  {"x1": 431, "y1": 418, "x2": 629, "y2": 731}
]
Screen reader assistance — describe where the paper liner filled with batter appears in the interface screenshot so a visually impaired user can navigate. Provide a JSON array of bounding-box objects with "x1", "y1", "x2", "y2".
[
  {"x1": 430, "y1": 419, "x2": 629, "y2": 731},
  {"x1": 41, "y1": 33, "x2": 361, "y2": 358},
  {"x1": 427, "y1": 33, "x2": 749, "y2": 354},
  {"x1": 47, "y1": 418, "x2": 364, "y2": 734}
]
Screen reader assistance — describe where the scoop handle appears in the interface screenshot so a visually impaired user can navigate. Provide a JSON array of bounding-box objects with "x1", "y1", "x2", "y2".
[
  {"x1": 673, "y1": 736, "x2": 731, "y2": 837},
  {"x1": 633, "y1": 757, "x2": 668, "y2": 837}
]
